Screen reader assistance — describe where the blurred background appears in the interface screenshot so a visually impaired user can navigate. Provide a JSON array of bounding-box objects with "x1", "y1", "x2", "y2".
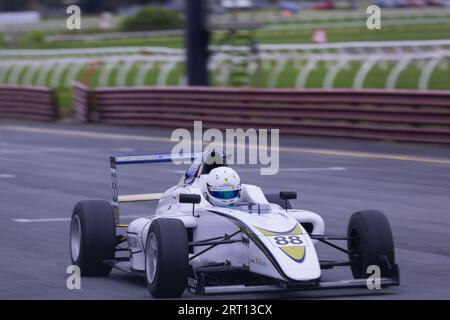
[{"x1": 0, "y1": 0, "x2": 449, "y2": 114}]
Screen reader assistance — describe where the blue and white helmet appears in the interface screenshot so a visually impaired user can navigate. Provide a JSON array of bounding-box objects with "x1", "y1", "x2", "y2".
[{"x1": 206, "y1": 166, "x2": 241, "y2": 206}]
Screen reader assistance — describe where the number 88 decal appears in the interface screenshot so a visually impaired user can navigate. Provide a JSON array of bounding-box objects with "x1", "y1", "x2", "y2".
[{"x1": 273, "y1": 236, "x2": 303, "y2": 246}]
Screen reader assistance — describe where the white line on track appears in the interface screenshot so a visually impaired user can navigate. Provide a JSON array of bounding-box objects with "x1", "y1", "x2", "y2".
[
  {"x1": 13, "y1": 218, "x2": 71, "y2": 223},
  {"x1": 172, "y1": 167, "x2": 347, "y2": 174},
  {"x1": 0, "y1": 174, "x2": 15, "y2": 178},
  {"x1": 12, "y1": 215, "x2": 146, "y2": 223}
]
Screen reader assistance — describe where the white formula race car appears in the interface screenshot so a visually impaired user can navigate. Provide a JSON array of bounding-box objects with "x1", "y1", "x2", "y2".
[{"x1": 69, "y1": 151, "x2": 399, "y2": 298}]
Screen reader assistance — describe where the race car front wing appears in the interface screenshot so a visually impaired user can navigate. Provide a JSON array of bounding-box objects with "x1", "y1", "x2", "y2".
[{"x1": 188, "y1": 265, "x2": 400, "y2": 295}]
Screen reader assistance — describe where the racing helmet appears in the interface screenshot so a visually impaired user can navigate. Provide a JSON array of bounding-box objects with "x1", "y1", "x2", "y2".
[{"x1": 206, "y1": 166, "x2": 241, "y2": 206}]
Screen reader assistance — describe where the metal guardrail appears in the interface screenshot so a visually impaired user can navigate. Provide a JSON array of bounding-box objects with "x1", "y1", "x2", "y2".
[
  {"x1": 2, "y1": 39, "x2": 450, "y2": 59},
  {"x1": 73, "y1": 82, "x2": 450, "y2": 144},
  {"x1": 73, "y1": 82, "x2": 90, "y2": 122},
  {"x1": 213, "y1": 39, "x2": 450, "y2": 52},
  {"x1": 0, "y1": 46, "x2": 182, "y2": 59},
  {"x1": 0, "y1": 85, "x2": 58, "y2": 120}
]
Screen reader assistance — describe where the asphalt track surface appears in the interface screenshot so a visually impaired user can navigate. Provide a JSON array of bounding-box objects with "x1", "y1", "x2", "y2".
[{"x1": 1, "y1": 119, "x2": 450, "y2": 300}]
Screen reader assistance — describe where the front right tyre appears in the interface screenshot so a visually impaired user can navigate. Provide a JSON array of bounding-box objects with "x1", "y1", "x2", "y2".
[
  {"x1": 145, "y1": 218, "x2": 189, "y2": 298},
  {"x1": 347, "y1": 210, "x2": 397, "y2": 279}
]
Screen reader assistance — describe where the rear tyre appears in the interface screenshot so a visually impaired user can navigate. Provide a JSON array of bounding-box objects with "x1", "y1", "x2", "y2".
[
  {"x1": 265, "y1": 193, "x2": 292, "y2": 209},
  {"x1": 70, "y1": 200, "x2": 116, "y2": 276},
  {"x1": 347, "y1": 210, "x2": 396, "y2": 279},
  {"x1": 145, "y1": 218, "x2": 188, "y2": 298}
]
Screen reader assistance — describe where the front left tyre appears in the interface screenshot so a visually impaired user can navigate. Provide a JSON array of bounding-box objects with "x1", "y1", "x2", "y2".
[
  {"x1": 145, "y1": 218, "x2": 188, "y2": 298},
  {"x1": 70, "y1": 200, "x2": 116, "y2": 276}
]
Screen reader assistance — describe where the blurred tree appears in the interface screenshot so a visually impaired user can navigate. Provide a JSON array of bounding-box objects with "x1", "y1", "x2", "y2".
[{"x1": 120, "y1": 5, "x2": 182, "y2": 31}]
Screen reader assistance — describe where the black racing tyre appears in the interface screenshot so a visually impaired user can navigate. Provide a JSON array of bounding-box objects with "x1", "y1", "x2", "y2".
[
  {"x1": 70, "y1": 200, "x2": 116, "y2": 276},
  {"x1": 347, "y1": 210, "x2": 396, "y2": 279},
  {"x1": 145, "y1": 218, "x2": 188, "y2": 298},
  {"x1": 265, "y1": 193, "x2": 292, "y2": 209}
]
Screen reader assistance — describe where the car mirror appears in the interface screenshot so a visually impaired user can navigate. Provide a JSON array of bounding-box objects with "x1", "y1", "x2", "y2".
[
  {"x1": 179, "y1": 193, "x2": 201, "y2": 204},
  {"x1": 280, "y1": 191, "x2": 297, "y2": 200},
  {"x1": 279, "y1": 191, "x2": 296, "y2": 212}
]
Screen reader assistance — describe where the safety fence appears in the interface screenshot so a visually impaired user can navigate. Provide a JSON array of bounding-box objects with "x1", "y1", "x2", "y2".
[
  {"x1": 73, "y1": 82, "x2": 450, "y2": 144},
  {"x1": 1, "y1": 44, "x2": 449, "y2": 90},
  {"x1": 2, "y1": 39, "x2": 450, "y2": 59},
  {"x1": 0, "y1": 85, "x2": 57, "y2": 120}
]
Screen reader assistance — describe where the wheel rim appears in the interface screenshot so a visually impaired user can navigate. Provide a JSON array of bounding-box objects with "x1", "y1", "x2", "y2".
[
  {"x1": 349, "y1": 228, "x2": 363, "y2": 275},
  {"x1": 146, "y1": 233, "x2": 158, "y2": 284},
  {"x1": 70, "y1": 215, "x2": 81, "y2": 262}
]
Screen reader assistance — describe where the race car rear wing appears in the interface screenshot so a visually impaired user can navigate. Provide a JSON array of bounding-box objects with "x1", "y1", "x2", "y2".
[
  {"x1": 110, "y1": 153, "x2": 199, "y2": 166},
  {"x1": 110, "y1": 153, "x2": 200, "y2": 224}
]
